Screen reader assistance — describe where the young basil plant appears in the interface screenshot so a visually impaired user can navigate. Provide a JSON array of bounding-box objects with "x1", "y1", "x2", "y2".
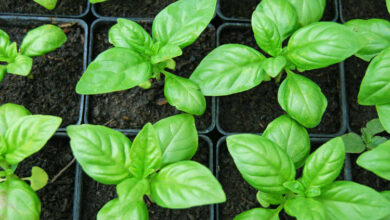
[
  {"x1": 190, "y1": 0, "x2": 366, "y2": 128},
  {"x1": 76, "y1": 0, "x2": 216, "y2": 116},
  {"x1": 67, "y1": 114, "x2": 226, "y2": 219},
  {"x1": 0, "y1": 24, "x2": 67, "y2": 83},
  {"x1": 0, "y1": 103, "x2": 62, "y2": 219},
  {"x1": 227, "y1": 115, "x2": 390, "y2": 220},
  {"x1": 32, "y1": 0, "x2": 58, "y2": 10}
]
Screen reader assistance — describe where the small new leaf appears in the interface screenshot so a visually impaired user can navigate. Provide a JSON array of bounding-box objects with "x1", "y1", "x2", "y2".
[
  {"x1": 29, "y1": 166, "x2": 48, "y2": 191},
  {"x1": 341, "y1": 132, "x2": 365, "y2": 153},
  {"x1": 6, "y1": 55, "x2": 33, "y2": 76},
  {"x1": 357, "y1": 140, "x2": 390, "y2": 180},
  {"x1": 33, "y1": 0, "x2": 58, "y2": 10}
]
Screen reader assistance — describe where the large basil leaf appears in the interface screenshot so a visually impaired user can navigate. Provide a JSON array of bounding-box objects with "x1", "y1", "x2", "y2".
[
  {"x1": 377, "y1": 103, "x2": 390, "y2": 133},
  {"x1": 33, "y1": 0, "x2": 58, "y2": 10},
  {"x1": 116, "y1": 178, "x2": 150, "y2": 201},
  {"x1": 76, "y1": 47, "x2": 153, "y2": 94},
  {"x1": 152, "y1": 0, "x2": 216, "y2": 49},
  {"x1": 358, "y1": 48, "x2": 390, "y2": 105},
  {"x1": 150, "y1": 161, "x2": 225, "y2": 208},
  {"x1": 252, "y1": 11, "x2": 282, "y2": 57},
  {"x1": 357, "y1": 140, "x2": 390, "y2": 180},
  {"x1": 345, "y1": 19, "x2": 390, "y2": 61},
  {"x1": 227, "y1": 134, "x2": 295, "y2": 193},
  {"x1": 109, "y1": 18, "x2": 153, "y2": 55},
  {"x1": 5, "y1": 115, "x2": 61, "y2": 165},
  {"x1": 285, "y1": 22, "x2": 365, "y2": 71},
  {"x1": 0, "y1": 178, "x2": 41, "y2": 220},
  {"x1": 0, "y1": 29, "x2": 10, "y2": 53},
  {"x1": 153, "y1": 114, "x2": 197, "y2": 166},
  {"x1": 67, "y1": 125, "x2": 132, "y2": 184},
  {"x1": 287, "y1": 0, "x2": 326, "y2": 26},
  {"x1": 303, "y1": 137, "x2": 345, "y2": 189},
  {"x1": 97, "y1": 199, "x2": 148, "y2": 220},
  {"x1": 20, "y1": 24, "x2": 66, "y2": 57},
  {"x1": 129, "y1": 123, "x2": 162, "y2": 178},
  {"x1": 278, "y1": 72, "x2": 327, "y2": 128},
  {"x1": 190, "y1": 44, "x2": 266, "y2": 96},
  {"x1": 382, "y1": 191, "x2": 390, "y2": 201},
  {"x1": 285, "y1": 197, "x2": 326, "y2": 220},
  {"x1": 6, "y1": 55, "x2": 33, "y2": 76},
  {"x1": 235, "y1": 208, "x2": 279, "y2": 220},
  {"x1": 0, "y1": 103, "x2": 31, "y2": 136},
  {"x1": 263, "y1": 115, "x2": 310, "y2": 168},
  {"x1": 317, "y1": 181, "x2": 390, "y2": 220}
]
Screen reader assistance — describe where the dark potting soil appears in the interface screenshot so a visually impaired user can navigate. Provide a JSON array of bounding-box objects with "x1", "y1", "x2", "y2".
[
  {"x1": 0, "y1": 0, "x2": 87, "y2": 16},
  {"x1": 0, "y1": 22, "x2": 84, "y2": 128},
  {"x1": 218, "y1": 26, "x2": 341, "y2": 134},
  {"x1": 15, "y1": 137, "x2": 75, "y2": 220},
  {"x1": 81, "y1": 137, "x2": 211, "y2": 219},
  {"x1": 219, "y1": 0, "x2": 336, "y2": 21},
  {"x1": 341, "y1": 0, "x2": 390, "y2": 21},
  {"x1": 88, "y1": 21, "x2": 214, "y2": 131}
]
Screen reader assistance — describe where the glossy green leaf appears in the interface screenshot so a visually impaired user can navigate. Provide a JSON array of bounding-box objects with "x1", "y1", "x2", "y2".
[
  {"x1": 6, "y1": 55, "x2": 33, "y2": 76},
  {"x1": 0, "y1": 65, "x2": 6, "y2": 82},
  {"x1": 150, "y1": 161, "x2": 226, "y2": 208},
  {"x1": 153, "y1": 114, "x2": 198, "y2": 166},
  {"x1": 129, "y1": 123, "x2": 162, "y2": 178},
  {"x1": 76, "y1": 47, "x2": 153, "y2": 94},
  {"x1": 152, "y1": 0, "x2": 216, "y2": 49},
  {"x1": 151, "y1": 44, "x2": 182, "y2": 64},
  {"x1": 341, "y1": 132, "x2": 365, "y2": 153},
  {"x1": 303, "y1": 137, "x2": 345, "y2": 188},
  {"x1": 67, "y1": 125, "x2": 132, "y2": 184},
  {"x1": 377, "y1": 103, "x2": 390, "y2": 133},
  {"x1": 190, "y1": 44, "x2": 266, "y2": 96},
  {"x1": 285, "y1": 197, "x2": 326, "y2": 220},
  {"x1": 263, "y1": 115, "x2": 310, "y2": 168},
  {"x1": 234, "y1": 208, "x2": 279, "y2": 220},
  {"x1": 90, "y1": 0, "x2": 106, "y2": 3},
  {"x1": 5, "y1": 42, "x2": 17, "y2": 62},
  {"x1": 97, "y1": 199, "x2": 148, "y2": 220},
  {"x1": 252, "y1": 11, "x2": 282, "y2": 57},
  {"x1": 5, "y1": 115, "x2": 61, "y2": 165},
  {"x1": 357, "y1": 140, "x2": 390, "y2": 180},
  {"x1": 278, "y1": 72, "x2": 327, "y2": 128},
  {"x1": 164, "y1": 72, "x2": 206, "y2": 116},
  {"x1": 317, "y1": 181, "x2": 390, "y2": 220},
  {"x1": 0, "y1": 29, "x2": 10, "y2": 55},
  {"x1": 283, "y1": 180, "x2": 305, "y2": 195},
  {"x1": 262, "y1": 56, "x2": 287, "y2": 77},
  {"x1": 371, "y1": 136, "x2": 388, "y2": 148},
  {"x1": 0, "y1": 103, "x2": 31, "y2": 136},
  {"x1": 358, "y1": 47, "x2": 390, "y2": 105},
  {"x1": 20, "y1": 24, "x2": 66, "y2": 57},
  {"x1": 367, "y1": 118, "x2": 385, "y2": 135},
  {"x1": 29, "y1": 166, "x2": 48, "y2": 191},
  {"x1": 33, "y1": 0, "x2": 58, "y2": 10},
  {"x1": 256, "y1": 191, "x2": 284, "y2": 208},
  {"x1": 287, "y1": 0, "x2": 326, "y2": 26},
  {"x1": 227, "y1": 134, "x2": 295, "y2": 193},
  {"x1": 382, "y1": 191, "x2": 390, "y2": 201},
  {"x1": 285, "y1": 22, "x2": 365, "y2": 70},
  {"x1": 116, "y1": 178, "x2": 150, "y2": 201}
]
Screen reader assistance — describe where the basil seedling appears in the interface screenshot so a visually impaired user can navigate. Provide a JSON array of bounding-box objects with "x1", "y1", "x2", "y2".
[
  {"x1": 190, "y1": 0, "x2": 366, "y2": 128},
  {"x1": 227, "y1": 115, "x2": 390, "y2": 219},
  {"x1": 67, "y1": 114, "x2": 226, "y2": 219},
  {"x1": 0, "y1": 103, "x2": 62, "y2": 219},
  {"x1": 76, "y1": 0, "x2": 216, "y2": 116},
  {"x1": 0, "y1": 24, "x2": 67, "y2": 83},
  {"x1": 33, "y1": 0, "x2": 58, "y2": 10}
]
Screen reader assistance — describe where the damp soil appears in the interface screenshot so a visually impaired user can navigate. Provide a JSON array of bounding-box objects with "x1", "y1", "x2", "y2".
[
  {"x1": 219, "y1": 0, "x2": 337, "y2": 21},
  {"x1": 81, "y1": 137, "x2": 212, "y2": 220},
  {"x1": 218, "y1": 25, "x2": 341, "y2": 134},
  {"x1": 87, "y1": 21, "x2": 215, "y2": 131},
  {"x1": 0, "y1": 0, "x2": 87, "y2": 17},
  {"x1": 15, "y1": 137, "x2": 75, "y2": 220},
  {"x1": 0, "y1": 21, "x2": 84, "y2": 128},
  {"x1": 341, "y1": 0, "x2": 390, "y2": 21}
]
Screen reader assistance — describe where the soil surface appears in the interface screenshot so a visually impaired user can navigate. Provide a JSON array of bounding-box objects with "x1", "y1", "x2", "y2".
[
  {"x1": 219, "y1": 0, "x2": 337, "y2": 21},
  {"x1": 341, "y1": 0, "x2": 390, "y2": 21},
  {"x1": 87, "y1": 21, "x2": 214, "y2": 131},
  {"x1": 0, "y1": 0, "x2": 87, "y2": 16},
  {"x1": 218, "y1": 25, "x2": 341, "y2": 134},
  {"x1": 0, "y1": 21, "x2": 84, "y2": 128},
  {"x1": 15, "y1": 137, "x2": 75, "y2": 220},
  {"x1": 81, "y1": 137, "x2": 211, "y2": 219}
]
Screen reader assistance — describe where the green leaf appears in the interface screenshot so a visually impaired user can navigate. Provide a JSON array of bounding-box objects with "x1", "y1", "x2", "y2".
[
  {"x1": 0, "y1": 29, "x2": 10, "y2": 57},
  {"x1": 358, "y1": 47, "x2": 390, "y2": 105},
  {"x1": 29, "y1": 166, "x2": 48, "y2": 191},
  {"x1": 0, "y1": 178, "x2": 41, "y2": 220},
  {"x1": 278, "y1": 72, "x2": 327, "y2": 128},
  {"x1": 76, "y1": 47, "x2": 153, "y2": 94},
  {"x1": 6, "y1": 55, "x2": 33, "y2": 76},
  {"x1": 256, "y1": 191, "x2": 284, "y2": 208},
  {"x1": 263, "y1": 115, "x2": 310, "y2": 168},
  {"x1": 152, "y1": 0, "x2": 216, "y2": 49},
  {"x1": 366, "y1": 118, "x2": 385, "y2": 135},
  {"x1": 164, "y1": 72, "x2": 206, "y2": 116},
  {"x1": 0, "y1": 65, "x2": 6, "y2": 82},
  {"x1": 150, "y1": 160, "x2": 225, "y2": 208},
  {"x1": 5, "y1": 42, "x2": 17, "y2": 62},
  {"x1": 357, "y1": 140, "x2": 390, "y2": 180},
  {"x1": 116, "y1": 178, "x2": 150, "y2": 201},
  {"x1": 283, "y1": 180, "x2": 305, "y2": 195},
  {"x1": 129, "y1": 123, "x2": 161, "y2": 178},
  {"x1": 67, "y1": 125, "x2": 132, "y2": 185},
  {"x1": 227, "y1": 134, "x2": 295, "y2": 193},
  {"x1": 388, "y1": 0, "x2": 390, "y2": 14},
  {"x1": 33, "y1": 0, "x2": 58, "y2": 10},
  {"x1": 317, "y1": 181, "x2": 390, "y2": 220},
  {"x1": 20, "y1": 24, "x2": 66, "y2": 57},
  {"x1": 151, "y1": 44, "x2": 182, "y2": 64},
  {"x1": 287, "y1": 0, "x2": 326, "y2": 26},
  {"x1": 90, "y1": 0, "x2": 106, "y2": 3},
  {"x1": 190, "y1": 44, "x2": 266, "y2": 96},
  {"x1": 262, "y1": 56, "x2": 287, "y2": 78},
  {"x1": 109, "y1": 18, "x2": 153, "y2": 55},
  {"x1": 153, "y1": 114, "x2": 197, "y2": 166},
  {"x1": 382, "y1": 191, "x2": 390, "y2": 201},
  {"x1": 0, "y1": 103, "x2": 31, "y2": 136},
  {"x1": 285, "y1": 197, "x2": 326, "y2": 220},
  {"x1": 341, "y1": 132, "x2": 365, "y2": 153},
  {"x1": 285, "y1": 22, "x2": 365, "y2": 71},
  {"x1": 303, "y1": 137, "x2": 345, "y2": 189},
  {"x1": 5, "y1": 115, "x2": 61, "y2": 165},
  {"x1": 252, "y1": 11, "x2": 282, "y2": 57},
  {"x1": 377, "y1": 103, "x2": 390, "y2": 133},
  {"x1": 345, "y1": 19, "x2": 390, "y2": 61},
  {"x1": 97, "y1": 199, "x2": 148, "y2": 220},
  {"x1": 234, "y1": 208, "x2": 279, "y2": 220}
]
